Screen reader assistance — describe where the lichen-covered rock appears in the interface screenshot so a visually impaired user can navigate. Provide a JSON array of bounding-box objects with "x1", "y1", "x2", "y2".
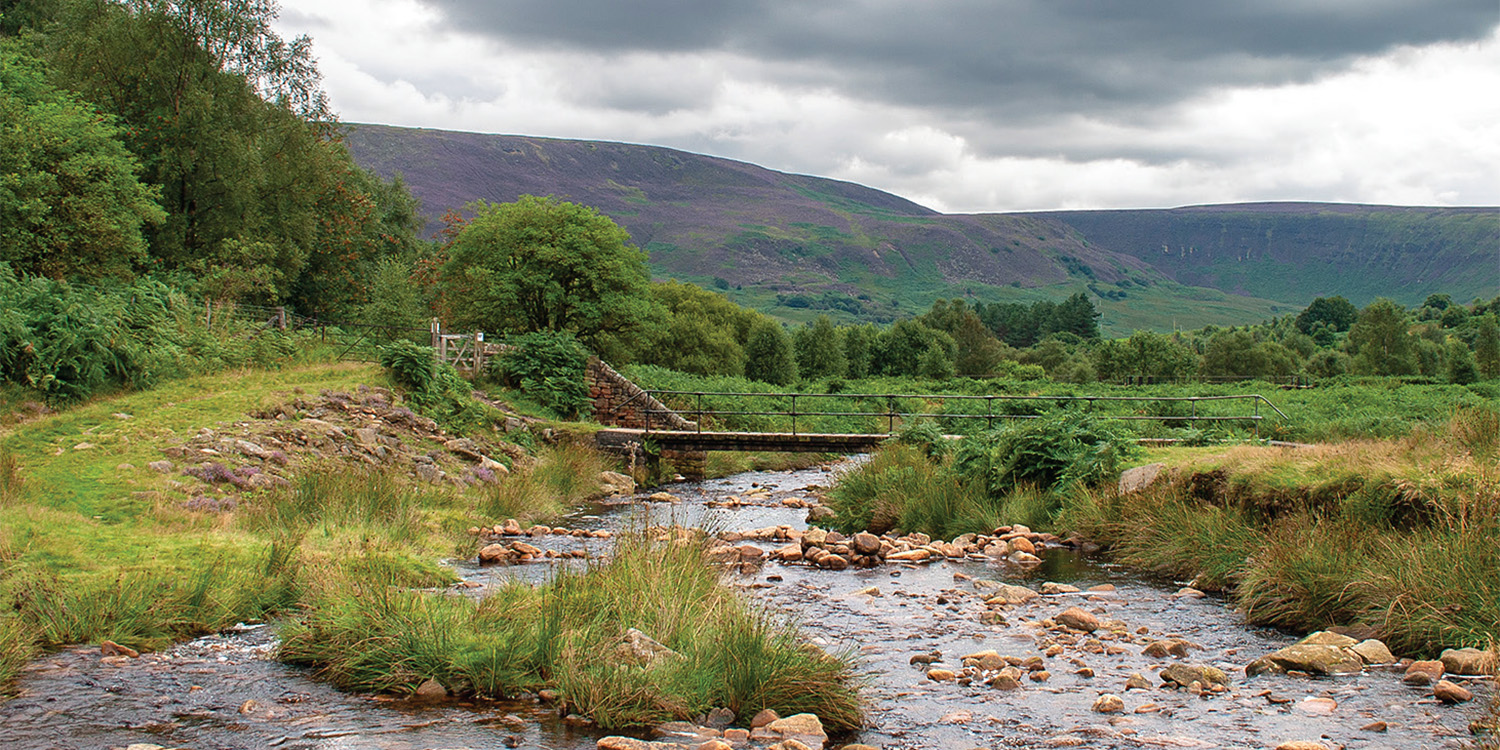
[{"x1": 1439, "y1": 647, "x2": 1498, "y2": 676}]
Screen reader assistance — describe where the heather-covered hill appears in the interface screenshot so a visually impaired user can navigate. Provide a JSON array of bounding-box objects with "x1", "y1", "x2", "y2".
[
  {"x1": 1034, "y1": 203, "x2": 1500, "y2": 308},
  {"x1": 344, "y1": 124, "x2": 1497, "y2": 331}
]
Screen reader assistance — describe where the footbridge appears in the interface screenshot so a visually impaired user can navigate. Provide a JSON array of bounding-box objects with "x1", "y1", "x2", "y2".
[{"x1": 585, "y1": 359, "x2": 1288, "y2": 477}]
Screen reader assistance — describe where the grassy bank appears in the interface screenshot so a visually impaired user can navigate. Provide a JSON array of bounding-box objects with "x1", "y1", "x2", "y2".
[
  {"x1": 624, "y1": 365, "x2": 1498, "y2": 444},
  {"x1": 0, "y1": 363, "x2": 863, "y2": 729},
  {"x1": 826, "y1": 408, "x2": 1499, "y2": 657},
  {"x1": 279, "y1": 533, "x2": 861, "y2": 730}
]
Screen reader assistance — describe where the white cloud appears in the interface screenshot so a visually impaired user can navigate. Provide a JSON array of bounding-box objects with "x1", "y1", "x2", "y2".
[{"x1": 276, "y1": 2, "x2": 1500, "y2": 212}]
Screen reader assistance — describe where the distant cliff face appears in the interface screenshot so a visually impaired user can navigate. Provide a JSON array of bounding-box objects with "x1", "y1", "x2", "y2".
[{"x1": 344, "y1": 123, "x2": 1499, "y2": 331}]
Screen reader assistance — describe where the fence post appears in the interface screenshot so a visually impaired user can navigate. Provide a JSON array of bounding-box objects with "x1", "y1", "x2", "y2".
[
  {"x1": 473, "y1": 332, "x2": 484, "y2": 375},
  {"x1": 275, "y1": 306, "x2": 286, "y2": 330},
  {"x1": 430, "y1": 318, "x2": 441, "y2": 349}
]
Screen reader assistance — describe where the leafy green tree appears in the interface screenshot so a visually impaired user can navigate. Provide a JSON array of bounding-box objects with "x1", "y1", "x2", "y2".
[
  {"x1": 359, "y1": 257, "x2": 431, "y2": 343},
  {"x1": 639, "y1": 280, "x2": 759, "y2": 376},
  {"x1": 872, "y1": 319, "x2": 954, "y2": 377},
  {"x1": 1053, "y1": 292, "x2": 1101, "y2": 339},
  {"x1": 1295, "y1": 296, "x2": 1359, "y2": 334},
  {"x1": 1347, "y1": 299, "x2": 1416, "y2": 376},
  {"x1": 794, "y1": 315, "x2": 846, "y2": 381},
  {"x1": 952, "y1": 312, "x2": 1006, "y2": 377},
  {"x1": 841, "y1": 323, "x2": 875, "y2": 379},
  {"x1": 744, "y1": 319, "x2": 796, "y2": 386},
  {"x1": 0, "y1": 45, "x2": 164, "y2": 279},
  {"x1": 30, "y1": 0, "x2": 419, "y2": 313},
  {"x1": 1445, "y1": 340, "x2": 1479, "y2": 385},
  {"x1": 442, "y1": 196, "x2": 653, "y2": 351},
  {"x1": 1474, "y1": 314, "x2": 1500, "y2": 379},
  {"x1": 917, "y1": 339, "x2": 955, "y2": 380},
  {"x1": 1093, "y1": 331, "x2": 1197, "y2": 383},
  {"x1": 495, "y1": 331, "x2": 591, "y2": 418}
]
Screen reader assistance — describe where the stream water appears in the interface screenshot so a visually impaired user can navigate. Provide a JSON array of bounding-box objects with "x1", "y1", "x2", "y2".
[{"x1": 1, "y1": 461, "x2": 1490, "y2": 750}]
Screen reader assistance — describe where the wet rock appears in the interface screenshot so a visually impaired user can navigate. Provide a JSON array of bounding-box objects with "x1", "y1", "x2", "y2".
[
  {"x1": 988, "y1": 674, "x2": 1022, "y2": 690},
  {"x1": 976, "y1": 581, "x2": 1038, "y2": 605},
  {"x1": 938, "y1": 709, "x2": 973, "y2": 724},
  {"x1": 1273, "y1": 743, "x2": 1330, "y2": 750},
  {"x1": 818, "y1": 554, "x2": 850, "y2": 571},
  {"x1": 1125, "y1": 673, "x2": 1153, "y2": 691},
  {"x1": 1010, "y1": 551, "x2": 1042, "y2": 564},
  {"x1": 1439, "y1": 647, "x2": 1498, "y2": 676},
  {"x1": 1349, "y1": 639, "x2": 1395, "y2": 665},
  {"x1": 851, "y1": 532, "x2": 882, "y2": 556},
  {"x1": 852, "y1": 586, "x2": 880, "y2": 597},
  {"x1": 1009, "y1": 536, "x2": 1037, "y2": 555},
  {"x1": 926, "y1": 668, "x2": 957, "y2": 682},
  {"x1": 1255, "y1": 643, "x2": 1363, "y2": 676},
  {"x1": 1142, "y1": 639, "x2": 1192, "y2": 659},
  {"x1": 1160, "y1": 663, "x2": 1229, "y2": 688},
  {"x1": 909, "y1": 651, "x2": 942, "y2": 666},
  {"x1": 1041, "y1": 582, "x2": 1080, "y2": 595},
  {"x1": 886, "y1": 549, "x2": 931, "y2": 563},
  {"x1": 1171, "y1": 587, "x2": 1206, "y2": 599},
  {"x1": 616, "y1": 628, "x2": 685, "y2": 667},
  {"x1": 1092, "y1": 694, "x2": 1125, "y2": 713},
  {"x1": 1296, "y1": 697, "x2": 1337, "y2": 715},
  {"x1": 597, "y1": 471, "x2": 636, "y2": 497},
  {"x1": 698, "y1": 741, "x2": 733, "y2": 750},
  {"x1": 762, "y1": 713, "x2": 828, "y2": 749},
  {"x1": 1055, "y1": 606, "x2": 1100, "y2": 633},
  {"x1": 1361, "y1": 721, "x2": 1388, "y2": 732},
  {"x1": 477, "y1": 544, "x2": 511, "y2": 564},
  {"x1": 1433, "y1": 679, "x2": 1474, "y2": 703},
  {"x1": 1299, "y1": 631, "x2": 1358, "y2": 648},
  {"x1": 1118, "y1": 462, "x2": 1166, "y2": 494},
  {"x1": 702, "y1": 706, "x2": 735, "y2": 728},
  {"x1": 597, "y1": 738, "x2": 664, "y2": 750},
  {"x1": 100, "y1": 640, "x2": 139, "y2": 658},
  {"x1": 750, "y1": 709, "x2": 780, "y2": 728},
  {"x1": 412, "y1": 678, "x2": 447, "y2": 701},
  {"x1": 238, "y1": 699, "x2": 261, "y2": 713},
  {"x1": 1403, "y1": 660, "x2": 1444, "y2": 685}
]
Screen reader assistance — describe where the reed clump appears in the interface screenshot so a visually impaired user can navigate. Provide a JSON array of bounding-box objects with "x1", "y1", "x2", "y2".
[
  {"x1": 1059, "y1": 406, "x2": 1500, "y2": 656},
  {"x1": 278, "y1": 532, "x2": 862, "y2": 731}
]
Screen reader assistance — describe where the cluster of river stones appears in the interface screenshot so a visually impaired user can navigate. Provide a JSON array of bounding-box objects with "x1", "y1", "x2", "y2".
[{"x1": 464, "y1": 511, "x2": 1495, "y2": 750}]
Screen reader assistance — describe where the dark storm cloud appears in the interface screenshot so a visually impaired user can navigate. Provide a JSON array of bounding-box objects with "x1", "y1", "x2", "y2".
[{"x1": 423, "y1": 0, "x2": 1498, "y2": 129}]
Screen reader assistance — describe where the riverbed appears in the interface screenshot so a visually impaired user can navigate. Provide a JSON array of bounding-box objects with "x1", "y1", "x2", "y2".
[{"x1": 1, "y1": 461, "x2": 1489, "y2": 749}]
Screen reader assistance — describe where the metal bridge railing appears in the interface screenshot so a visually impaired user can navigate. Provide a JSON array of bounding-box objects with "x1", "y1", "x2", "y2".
[{"x1": 613, "y1": 390, "x2": 1289, "y2": 437}]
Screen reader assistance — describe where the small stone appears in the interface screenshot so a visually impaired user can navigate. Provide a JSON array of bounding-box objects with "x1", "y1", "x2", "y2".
[
  {"x1": 100, "y1": 640, "x2": 139, "y2": 658},
  {"x1": 413, "y1": 678, "x2": 447, "y2": 701},
  {"x1": 1160, "y1": 663, "x2": 1229, "y2": 688},
  {"x1": 1092, "y1": 694, "x2": 1125, "y2": 713},
  {"x1": 1439, "y1": 647, "x2": 1498, "y2": 676},
  {"x1": 1404, "y1": 660, "x2": 1445, "y2": 685},
  {"x1": 1360, "y1": 721, "x2": 1388, "y2": 732},
  {"x1": 1296, "y1": 697, "x2": 1337, "y2": 715},
  {"x1": 1055, "y1": 606, "x2": 1100, "y2": 633},
  {"x1": 1172, "y1": 587, "x2": 1206, "y2": 599},
  {"x1": 1125, "y1": 673, "x2": 1153, "y2": 691},
  {"x1": 853, "y1": 586, "x2": 881, "y2": 597},
  {"x1": 697, "y1": 741, "x2": 733, "y2": 750},
  {"x1": 939, "y1": 709, "x2": 973, "y2": 724},
  {"x1": 927, "y1": 668, "x2": 957, "y2": 681},
  {"x1": 1274, "y1": 743, "x2": 1329, "y2": 750},
  {"x1": 851, "y1": 532, "x2": 882, "y2": 556},
  {"x1": 1350, "y1": 639, "x2": 1395, "y2": 665},
  {"x1": 978, "y1": 582, "x2": 1039, "y2": 605},
  {"x1": 238, "y1": 699, "x2": 260, "y2": 714},
  {"x1": 750, "y1": 709, "x2": 780, "y2": 728},
  {"x1": 989, "y1": 674, "x2": 1022, "y2": 690},
  {"x1": 1433, "y1": 679, "x2": 1473, "y2": 704},
  {"x1": 1040, "y1": 582, "x2": 1081, "y2": 595}
]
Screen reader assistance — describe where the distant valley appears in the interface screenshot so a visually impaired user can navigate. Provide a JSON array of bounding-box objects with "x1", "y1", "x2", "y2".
[{"x1": 344, "y1": 124, "x2": 1499, "y2": 335}]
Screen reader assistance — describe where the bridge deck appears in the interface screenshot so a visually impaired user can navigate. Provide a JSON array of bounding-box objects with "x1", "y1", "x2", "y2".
[{"x1": 595, "y1": 428, "x2": 890, "y2": 453}]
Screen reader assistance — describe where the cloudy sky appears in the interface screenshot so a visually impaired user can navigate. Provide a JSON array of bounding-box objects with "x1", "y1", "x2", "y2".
[{"x1": 274, "y1": 0, "x2": 1500, "y2": 213}]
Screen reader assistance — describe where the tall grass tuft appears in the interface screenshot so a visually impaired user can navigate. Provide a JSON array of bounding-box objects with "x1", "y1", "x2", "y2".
[
  {"x1": 242, "y1": 470, "x2": 431, "y2": 544},
  {"x1": 0, "y1": 449, "x2": 24, "y2": 507},
  {"x1": 279, "y1": 533, "x2": 862, "y2": 731},
  {"x1": 476, "y1": 442, "x2": 608, "y2": 524}
]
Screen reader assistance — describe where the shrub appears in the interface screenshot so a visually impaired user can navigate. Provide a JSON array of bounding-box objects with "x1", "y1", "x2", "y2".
[{"x1": 494, "y1": 331, "x2": 591, "y2": 418}]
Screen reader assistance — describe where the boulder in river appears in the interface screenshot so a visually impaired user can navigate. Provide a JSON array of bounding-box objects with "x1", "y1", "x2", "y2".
[
  {"x1": 1160, "y1": 663, "x2": 1230, "y2": 688},
  {"x1": 1054, "y1": 606, "x2": 1100, "y2": 633},
  {"x1": 975, "y1": 581, "x2": 1038, "y2": 605},
  {"x1": 1439, "y1": 647, "x2": 1498, "y2": 676}
]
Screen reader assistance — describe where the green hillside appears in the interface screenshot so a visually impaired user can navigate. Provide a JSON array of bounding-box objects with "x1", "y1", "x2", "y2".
[{"x1": 344, "y1": 124, "x2": 1495, "y2": 333}]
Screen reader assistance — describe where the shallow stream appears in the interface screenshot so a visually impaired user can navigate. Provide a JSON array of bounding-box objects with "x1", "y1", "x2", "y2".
[{"x1": 1, "y1": 461, "x2": 1489, "y2": 749}]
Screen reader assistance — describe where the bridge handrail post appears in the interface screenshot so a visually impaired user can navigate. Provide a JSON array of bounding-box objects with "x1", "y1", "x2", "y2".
[
  {"x1": 697, "y1": 392, "x2": 703, "y2": 434},
  {"x1": 987, "y1": 395, "x2": 993, "y2": 431},
  {"x1": 791, "y1": 394, "x2": 798, "y2": 436}
]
